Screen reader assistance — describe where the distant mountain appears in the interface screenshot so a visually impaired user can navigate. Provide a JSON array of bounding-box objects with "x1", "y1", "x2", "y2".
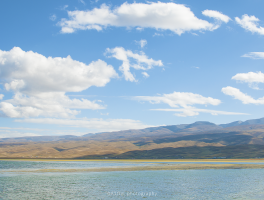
[
  {"x1": 186, "y1": 121, "x2": 217, "y2": 128},
  {"x1": 219, "y1": 117, "x2": 264, "y2": 128},
  {"x1": 241, "y1": 117, "x2": 264, "y2": 125},
  {"x1": 1, "y1": 117, "x2": 264, "y2": 159},
  {"x1": 0, "y1": 135, "x2": 79, "y2": 142},
  {"x1": 219, "y1": 121, "x2": 243, "y2": 128}
]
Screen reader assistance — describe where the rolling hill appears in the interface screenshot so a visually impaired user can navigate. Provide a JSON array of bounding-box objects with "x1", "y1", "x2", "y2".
[{"x1": 1, "y1": 118, "x2": 264, "y2": 159}]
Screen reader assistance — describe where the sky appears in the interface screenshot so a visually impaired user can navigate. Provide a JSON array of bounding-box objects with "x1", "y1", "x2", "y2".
[{"x1": 1, "y1": 0, "x2": 264, "y2": 138}]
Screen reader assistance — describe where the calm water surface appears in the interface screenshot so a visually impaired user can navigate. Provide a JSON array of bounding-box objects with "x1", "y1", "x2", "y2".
[{"x1": 1, "y1": 160, "x2": 264, "y2": 199}]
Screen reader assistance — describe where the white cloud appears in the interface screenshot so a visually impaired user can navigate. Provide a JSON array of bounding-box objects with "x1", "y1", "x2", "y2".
[
  {"x1": 50, "y1": 14, "x2": 57, "y2": 21},
  {"x1": 0, "y1": 47, "x2": 117, "y2": 94},
  {"x1": 0, "y1": 127, "x2": 47, "y2": 138},
  {"x1": 153, "y1": 33, "x2": 163, "y2": 37},
  {"x1": 242, "y1": 52, "x2": 264, "y2": 59},
  {"x1": 0, "y1": 94, "x2": 4, "y2": 100},
  {"x1": 79, "y1": 0, "x2": 85, "y2": 5},
  {"x1": 142, "y1": 72, "x2": 149, "y2": 78},
  {"x1": 61, "y1": 5, "x2": 68, "y2": 10},
  {"x1": 0, "y1": 93, "x2": 105, "y2": 118},
  {"x1": 0, "y1": 131, "x2": 41, "y2": 138},
  {"x1": 0, "y1": 127, "x2": 87, "y2": 138},
  {"x1": 232, "y1": 71, "x2": 264, "y2": 90},
  {"x1": 100, "y1": 112, "x2": 109, "y2": 116},
  {"x1": 152, "y1": 108, "x2": 248, "y2": 117},
  {"x1": 106, "y1": 47, "x2": 163, "y2": 82},
  {"x1": 133, "y1": 92, "x2": 225, "y2": 117},
  {"x1": 0, "y1": 47, "x2": 118, "y2": 118},
  {"x1": 0, "y1": 127, "x2": 46, "y2": 131},
  {"x1": 175, "y1": 109, "x2": 199, "y2": 117},
  {"x1": 58, "y1": 2, "x2": 220, "y2": 35},
  {"x1": 235, "y1": 14, "x2": 264, "y2": 35},
  {"x1": 202, "y1": 10, "x2": 231, "y2": 23},
  {"x1": 135, "y1": 39, "x2": 147, "y2": 48},
  {"x1": 133, "y1": 92, "x2": 221, "y2": 108},
  {"x1": 16, "y1": 118, "x2": 153, "y2": 133},
  {"x1": 222, "y1": 86, "x2": 264, "y2": 104}
]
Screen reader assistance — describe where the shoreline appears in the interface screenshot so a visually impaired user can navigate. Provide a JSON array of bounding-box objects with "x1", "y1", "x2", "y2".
[
  {"x1": 2, "y1": 163, "x2": 264, "y2": 173},
  {"x1": 1, "y1": 158, "x2": 264, "y2": 163}
]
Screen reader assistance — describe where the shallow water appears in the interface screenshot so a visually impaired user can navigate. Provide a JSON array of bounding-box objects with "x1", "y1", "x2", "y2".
[
  {"x1": 1, "y1": 160, "x2": 264, "y2": 199},
  {"x1": 0, "y1": 160, "x2": 150, "y2": 171}
]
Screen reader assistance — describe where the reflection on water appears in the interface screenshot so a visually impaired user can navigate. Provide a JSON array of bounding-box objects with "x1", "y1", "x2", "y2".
[{"x1": 1, "y1": 160, "x2": 264, "y2": 199}]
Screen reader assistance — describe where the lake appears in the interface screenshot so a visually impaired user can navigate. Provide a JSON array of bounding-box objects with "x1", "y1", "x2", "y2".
[{"x1": 1, "y1": 160, "x2": 264, "y2": 199}]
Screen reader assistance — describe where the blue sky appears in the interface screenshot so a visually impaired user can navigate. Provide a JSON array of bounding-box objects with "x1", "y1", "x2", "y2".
[{"x1": 1, "y1": 0, "x2": 264, "y2": 138}]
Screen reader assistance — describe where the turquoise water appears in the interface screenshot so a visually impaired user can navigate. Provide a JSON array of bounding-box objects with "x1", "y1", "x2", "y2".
[{"x1": 1, "y1": 161, "x2": 264, "y2": 199}]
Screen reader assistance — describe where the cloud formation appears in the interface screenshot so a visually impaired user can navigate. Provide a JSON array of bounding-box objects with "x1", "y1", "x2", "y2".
[
  {"x1": 242, "y1": 52, "x2": 264, "y2": 59},
  {"x1": 202, "y1": 10, "x2": 231, "y2": 23},
  {"x1": 106, "y1": 47, "x2": 163, "y2": 82},
  {"x1": 0, "y1": 130, "x2": 41, "y2": 139},
  {"x1": 222, "y1": 86, "x2": 264, "y2": 104},
  {"x1": 152, "y1": 108, "x2": 248, "y2": 117},
  {"x1": 58, "y1": 2, "x2": 222, "y2": 35},
  {"x1": 142, "y1": 72, "x2": 149, "y2": 78},
  {"x1": 132, "y1": 92, "x2": 246, "y2": 117},
  {"x1": 236, "y1": 14, "x2": 264, "y2": 35},
  {"x1": 133, "y1": 91, "x2": 249, "y2": 117},
  {"x1": 17, "y1": 118, "x2": 153, "y2": 133},
  {"x1": 50, "y1": 14, "x2": 57, "y2": 21},
  {"x1": 136, "y1": 39, "x2": 147, "y2": 48},
  {"x1": 134, "y1": 92, "x2": 221, "y2": 108},
  {"x1": 79, "y1": 0, "x2": 85, "y2": 5},
  {"x1": 0, "y1": 47, "x2": 118, "y2": 118},
  {"x1": 232, "y1": 71, "x2": 264, "y2": 90},
  {"x1": 0, "y1": 126, "x2": 88, "y2": 138}
]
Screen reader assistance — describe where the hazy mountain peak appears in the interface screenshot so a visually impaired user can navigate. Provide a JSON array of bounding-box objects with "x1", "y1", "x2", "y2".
[{"x1": 186, "y1": 121, "x2": 217, "y2": 128}]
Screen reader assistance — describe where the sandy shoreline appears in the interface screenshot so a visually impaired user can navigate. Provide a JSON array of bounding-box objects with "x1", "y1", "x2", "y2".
[
  {"x1": 2, "y1": 159, "x2": 264, "y2": 173},
  {"x1": 1, "y1": 158, "x2": 264, "y2": 162},
  {"x1": 2, "y1": 163, "x2": 264, "y2": 173}
]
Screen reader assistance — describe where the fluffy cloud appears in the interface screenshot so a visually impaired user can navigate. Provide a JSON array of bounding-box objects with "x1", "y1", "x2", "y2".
[
  {"x1": 242, "y1": 52, "x2": 264, "y2": 59},
  {"x1": 232, "y1": 71, "x2": 264, "y2": 90},
  {"x1": 58, "y1": 2, "x2": 221, "y2": 35},
  {"x1": 16, "y1": 118, "x2": 153, "y2": 133},
  {"x1": 235, "y1": 14, "x2": 264, "y2": 35},
  {"x1": 202, "y1": 10, "x2": 231, "y2": 23},
  {"x1": 0, "y1": 47, "x2": 117, "y2": 95},
  {"x1": 222, "y1": 86, "x2": 264, "y2": 104},
  {"x1": 0, "y1": 47, "x2": 118, "y2": 118},
  {"x1": 0, "y1": 93, "x2": 105, "y2": 118},
  {"x1": 106, "y1": 47, "x2": 163, "y2": 82},
  {"x1": 152, "y1": 108, "x2": 248, "y2": 117},
  {"x1": 133, "y1": 92, "x2": 221, "y2": 108}
]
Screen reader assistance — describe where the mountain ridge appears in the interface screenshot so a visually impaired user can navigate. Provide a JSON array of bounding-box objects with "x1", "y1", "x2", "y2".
[
  {"x1": 1, "y1": 117, "x2": 264, "y2": 159},
  {"x1": 1, "y1": 117, "x2": 264, "y2": 142}
]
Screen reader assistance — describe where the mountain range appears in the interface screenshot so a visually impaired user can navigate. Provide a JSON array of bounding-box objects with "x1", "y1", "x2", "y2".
[{"x1": 1, "y1": 117, "x2": 264, "y2": 159}]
